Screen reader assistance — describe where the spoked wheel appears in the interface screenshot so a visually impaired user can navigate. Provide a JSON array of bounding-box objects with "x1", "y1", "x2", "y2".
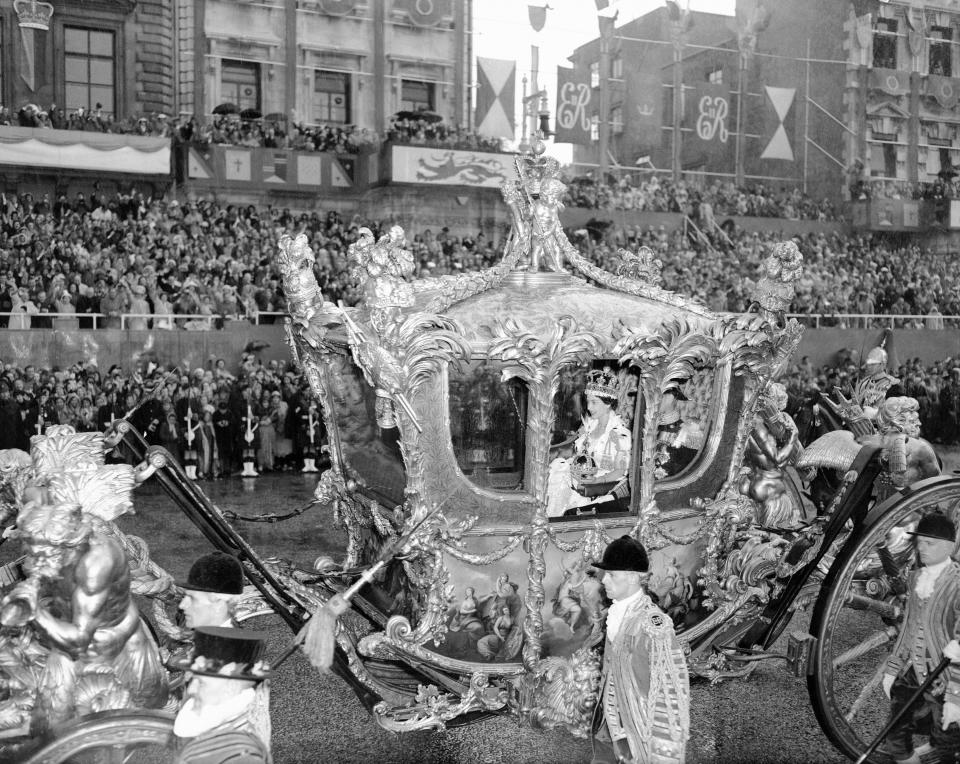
[
  {"x1": 808, "y1": 476, "x2": 960, "y2": 761},
  {"x1": 23, "y1": 709, "x2": 175, "y2": 764}
]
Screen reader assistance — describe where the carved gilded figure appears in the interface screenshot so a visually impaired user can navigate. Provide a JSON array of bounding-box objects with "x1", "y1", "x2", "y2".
[
  {"x1": 739, "y1": 382, "x2": 804, "y2": 528},
  {"x1": 0, "y1": 502, "x2": 168, "y2": 734}
]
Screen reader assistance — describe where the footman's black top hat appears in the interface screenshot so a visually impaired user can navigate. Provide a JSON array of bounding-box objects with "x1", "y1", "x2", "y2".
[
  {"x1": 179, "y1": 551, "x2": 245, "y2": 595},
  {"x1": 167, "y1": 626, "x2": 272, "y2": 681},
  {"x1": 909, "y1": 512, "x2": 957, "y2": 543},
  {"x1": 591, "y1": 535, "x2": 649, "y2": 573}
]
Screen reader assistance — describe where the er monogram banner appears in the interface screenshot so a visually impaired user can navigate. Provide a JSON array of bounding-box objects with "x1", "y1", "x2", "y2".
[
  {"x1": 554, "y1": 67, "x2": 592, "y2": 146},
  {"x1": 684, "y1": 83, "x2": 731, "y2": 164}
]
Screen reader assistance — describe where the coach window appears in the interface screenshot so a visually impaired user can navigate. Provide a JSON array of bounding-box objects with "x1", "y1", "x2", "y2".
[
  {"x1": 221, "y1": 60, "x2": 261, "y2": 113},
  {"x1": 65, "y1": 28, "x2": 115, "y2": 117},
  {"x1": 450, "y1": 361, "x2": 526, "y2": 492}
]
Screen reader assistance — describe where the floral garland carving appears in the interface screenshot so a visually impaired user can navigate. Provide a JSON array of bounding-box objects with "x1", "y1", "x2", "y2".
[{"x1": 372, "y1": 673, "x2": 509, "y2": 732}]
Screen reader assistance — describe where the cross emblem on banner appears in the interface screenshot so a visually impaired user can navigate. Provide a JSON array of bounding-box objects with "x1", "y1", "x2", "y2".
[{"x1": 760, "y1": 86, "x2": 796, "y2": 161}]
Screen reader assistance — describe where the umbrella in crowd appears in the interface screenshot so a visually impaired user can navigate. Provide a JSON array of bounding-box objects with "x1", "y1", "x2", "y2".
[
  {"x1": 240, "y1": 108, "x2": 262, "y2": 121},
  {"x1": 212, "y1": 102, "x2": 239, "y2": 115},
  {"x1": 392, "y1": 109, "x2": 443, "y2": 123}
]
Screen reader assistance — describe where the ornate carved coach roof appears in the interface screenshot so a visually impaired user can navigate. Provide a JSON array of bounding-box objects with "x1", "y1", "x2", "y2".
[{"x1": 436, "y1": 271, "x2": 716, "y2": 345}]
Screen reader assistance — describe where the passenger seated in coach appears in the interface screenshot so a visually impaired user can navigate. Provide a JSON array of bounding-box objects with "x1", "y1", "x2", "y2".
[{"x1": 546, "y1": 368, "x2": 632, "y2": 518}]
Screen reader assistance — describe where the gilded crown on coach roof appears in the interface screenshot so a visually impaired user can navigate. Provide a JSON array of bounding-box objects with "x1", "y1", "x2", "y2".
[
  {"x1": 14, "y1": 0, "x2": 54, "y2": 30},
  {"x1": 516, "y1": 144, "x2": 562, "y2": 196},
  {"x1": 585, "y1": 368, "x2": 620, "y2": 401}
]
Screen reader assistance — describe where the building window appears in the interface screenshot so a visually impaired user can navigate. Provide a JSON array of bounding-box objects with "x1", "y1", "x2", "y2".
[
  {"x1": 870, "y1": 142, "x2": 898, "y2": 177},
  {"x1": 930, "y1": 26, "x2": 952, "y2": 76},
  {"x1": 610, "y1": 104, "x2": 623, "y2": 134},
  {"x1": 707, "y1": 67, "x2": 723, "y2": 85},
  {"x1": 873, "y1": 18, "x2": 898, "y2": 70},
  {"x1": 590, "y1": 114, "x2": 599, "y2": 141},
  {"x1": 64, "y1": 27, "x2": 115, "y2": 116},
  {"x1": 611, "y1": 54, "x2": 623, "y2": 80},
  {"x1": 400, "y1": 79, "x2": 434, "y2": 112},
  {"x1": 314, "y1": 70, "x2": 351, "y2": 124},
  {"x1": 221, "y1": 60, "x2": 260, "y2": 111},
  {"x1": 590, "y1": 61, "x2": 600, "y2": 89}
]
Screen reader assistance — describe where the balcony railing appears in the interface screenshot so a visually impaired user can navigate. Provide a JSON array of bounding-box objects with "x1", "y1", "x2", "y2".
[{"x1": 0, "y1": 311, "x2": 289, "y2": 330}]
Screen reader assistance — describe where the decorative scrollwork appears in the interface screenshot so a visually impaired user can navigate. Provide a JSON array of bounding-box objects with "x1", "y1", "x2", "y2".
[
  {"x1": 372, "y1": 673, "x2": 509, "y2": 733},
  {"x1": 523, "y1": 646, "x2": 601, "y2": 738},
  {"x1": 614, "y1": 246, "x2": 664, "y2": 285}
]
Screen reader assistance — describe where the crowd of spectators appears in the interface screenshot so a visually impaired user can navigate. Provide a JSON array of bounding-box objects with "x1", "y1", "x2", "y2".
[
  {"x1": 784, "y1": 352, "x2": 960, "y2": 446},
  {"x1": 571, "y1": 222, "x2": 960, "y2": 327},
  {"x1": 0, "y1": 185, "x2": 959, "y2": 329},
  {"x1": 0, "y1": 352, "x2": 323, "y2": 478},
  {"x1": 1, "y1": 103, "x2": 500, "y2": 154},
  {"x1": 563, "y1": 173, "x2": 840, "y2": 221},
  {"x1": 0, "y1": 189, "x2": 512, "y2": 328},
  {"x1": 385, "y1": 116, "x2": 504, "y2": 152}
]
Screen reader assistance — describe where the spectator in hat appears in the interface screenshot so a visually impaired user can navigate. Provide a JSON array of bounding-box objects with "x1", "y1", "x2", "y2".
[
  {"x1": 882, "y1": 512, "x2": 960, "y2": 764},
  {"x1": 126, "y1": 282, "x2": 151, "y2": 330},
  {"x1": 591, "y1": 535, "x2": 689, "y2": 764},
  {"x1": 177, "y1": 551, "x2": 246, "y2": 629},
  {"x1": 169, "y1": 626, "x2": 272, "y2": 761}
]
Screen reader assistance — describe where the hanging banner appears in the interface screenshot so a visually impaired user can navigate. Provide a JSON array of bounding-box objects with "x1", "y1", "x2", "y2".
[
  {"x1": 926, "y1": 75, "x2": 960, "y2": 109},
  {"x1": 401, "y1": 0, "x2": 449, "y2": 27},
  {"x1": 760, "y1": 86, "x2": 796, "y2": 161},
  {"x1": 0, "y1": 127, "x2": 169, "y2": 174},
  {"x1": 624, "y1": 72, "x2": 663, "y2": 149},
  {"x1": 528, "y1": 4, "x2": 547, "y2": 32},
  {"x1": 475, "y1": 58, "x2": 516, "y2": 140},
  {"x1": 555, "y1": 67, "x2": 593, "y2": 146},
  {"x1": 390, "y1": 145, "x2": 513, "y2": 187},
  {"x1": 187, "y1": 145, "x2": 367, "y2": 192},
  {"x1": 868, "y1": 68, "x2": 910, "y2": 96},
  {"x1": 685, "y1": 83, "x2": 731, "y2": 162}
]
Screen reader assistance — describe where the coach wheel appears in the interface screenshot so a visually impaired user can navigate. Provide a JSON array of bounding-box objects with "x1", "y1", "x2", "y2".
[
  {"x1": 807, "y1": 478, "x2": 960, "y2": 761},
  {"x1": 23, "y1": 709, "x2": 175, "y2": 764}
]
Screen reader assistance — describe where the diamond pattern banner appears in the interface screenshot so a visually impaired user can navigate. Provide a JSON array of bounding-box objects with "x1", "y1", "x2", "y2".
[
  {"x1": 475, "y1": 58, "x2": 516, "y2": 140},
  {"x1": 760, "y1": 86, "x2": 796, "y2": 162}
]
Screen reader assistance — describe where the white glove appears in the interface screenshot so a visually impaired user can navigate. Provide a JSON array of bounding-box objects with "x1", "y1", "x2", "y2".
[
  {"x1": 944, "y1": 640, "x2": 960, "y2": 663},
  {"x1": 882, "y1": 673, "x2": 896, "y2": 698},
  {"x1": 943, "y1": 701, "x2": 960, "y2": 730}
]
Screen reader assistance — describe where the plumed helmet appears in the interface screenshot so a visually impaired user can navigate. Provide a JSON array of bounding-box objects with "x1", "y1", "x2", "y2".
[{"x1": 866, "y1": 347, "x2": 888, "y2": 367}]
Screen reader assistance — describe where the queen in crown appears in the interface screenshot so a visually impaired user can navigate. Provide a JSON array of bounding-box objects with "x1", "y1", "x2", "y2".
[{"x1": 546, "y1": 368, "x2": 633, "y2": 517}]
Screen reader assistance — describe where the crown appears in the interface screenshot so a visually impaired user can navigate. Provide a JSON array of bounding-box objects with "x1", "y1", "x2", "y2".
[
  {"x1": 514, "y1": 144, "x2": 564, "y2": 197},
  {"x1": 585, "y1": 368, "x2": 620, "y2": 401},
  {"x1": 14, "y1": 0, "x2": 54, "y2": 31}
]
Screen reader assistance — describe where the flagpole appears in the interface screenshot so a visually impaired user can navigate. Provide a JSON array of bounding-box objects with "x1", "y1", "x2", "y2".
[
  {"x1": 803, "y1": 38, "x2": 811, "y2": 194},
  {"x1": 734, "y1": 62, "x2": 744, "y2": 186},
  {"x1": 598, "y1": 16, "x2": 610, "y2": 182}
]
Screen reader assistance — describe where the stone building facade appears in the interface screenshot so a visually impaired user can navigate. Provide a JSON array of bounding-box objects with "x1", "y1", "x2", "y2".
[{"x1": 0, "y1": 0, "x2": 471, "y2": 132}]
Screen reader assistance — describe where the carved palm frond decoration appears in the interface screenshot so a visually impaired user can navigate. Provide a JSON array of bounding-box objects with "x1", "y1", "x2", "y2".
[
  {"x1": 389, "y1": 313, "x2": 471, "y2": 393},
  {"x1": 616, "y1": 318, "x2": 719, "y2": 388},
  {"x1": 488, "y1": 316, "x2": 601, "y2": 383},
  {"x1": 48, "y1": 466, "x2": 137, "y2": 522},
  {"x1": 716, "y1": 313, "x2": 803, "y2": 380}
]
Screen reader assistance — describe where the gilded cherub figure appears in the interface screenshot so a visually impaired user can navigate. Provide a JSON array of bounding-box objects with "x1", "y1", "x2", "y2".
[{"x1": 754, "y1": 240, "x2": 803, "y2": 319}]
